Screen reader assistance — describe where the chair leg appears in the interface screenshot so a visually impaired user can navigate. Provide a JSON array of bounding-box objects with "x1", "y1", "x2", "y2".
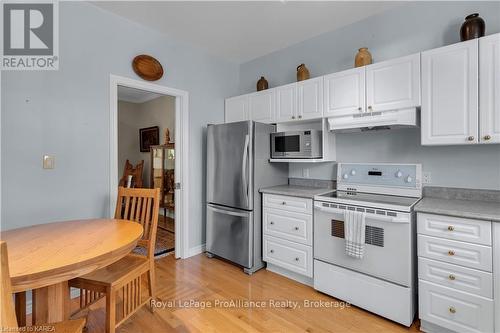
[
  {"x1": 147, "y1": 265, "x2": 156, "y2": 313},
  {"x1": 105, "y1": 286, "x2": 116, "y2": 333},
  {"x1": 15, "y1": 292, "x2": 26, "y2": 326}
]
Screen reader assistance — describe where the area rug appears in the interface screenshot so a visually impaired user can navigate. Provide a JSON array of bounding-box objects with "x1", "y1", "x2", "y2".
[{"x1": 133, "y1": 226, "x2": 174, "y2": 258}]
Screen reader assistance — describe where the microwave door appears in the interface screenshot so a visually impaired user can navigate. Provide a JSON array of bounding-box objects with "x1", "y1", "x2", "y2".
[{"x1": 273, "y1": 134, "x2": 301, "y2": 158}]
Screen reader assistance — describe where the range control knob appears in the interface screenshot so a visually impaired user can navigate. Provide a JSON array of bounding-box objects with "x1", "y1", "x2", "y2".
[
  {"x1": 350, "y1": 169, "x2": 356, "y2": 176},
  {"x1": 395, "y1": 170, "x2": 403, "y2": 178},
  {"x1": 343, "y1": 173, "x2": 349, "y2": 180},
  {"x1": 405, "y1": 176, "x2": 413, "y2": 183}
]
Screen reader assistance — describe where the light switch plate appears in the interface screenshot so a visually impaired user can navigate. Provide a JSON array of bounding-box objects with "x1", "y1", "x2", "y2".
[
  {"x1": 423, "y1": 172, "x2": 431, "y2": 184},
  {"x1": 302, "y1": 168, "x2": 310, "y2": 178},
  {"x1": 43, "y1": 155, "x2": 55, "y2": 169}
]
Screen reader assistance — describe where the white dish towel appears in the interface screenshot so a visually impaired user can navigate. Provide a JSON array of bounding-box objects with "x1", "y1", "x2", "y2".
[{"x1": 344, "y1": 210, "x2": 366, "y2": 259}]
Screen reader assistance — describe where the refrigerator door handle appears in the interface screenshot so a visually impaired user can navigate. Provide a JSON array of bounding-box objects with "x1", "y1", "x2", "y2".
[
  {"x1": 207, "y1": 204, "x2": 250, "y2": 217},
  {"x1": 241, "y1": 134, "x2": 250, "y2": 205}
]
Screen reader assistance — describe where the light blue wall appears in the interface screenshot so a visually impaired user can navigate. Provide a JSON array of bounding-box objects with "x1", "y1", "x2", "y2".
[
  {"x1": 1, "y1": 2, "x2": 240, "y2": 252},
  {"x1": 240, "y1": 2, "x2": 500, "y2": 190}
]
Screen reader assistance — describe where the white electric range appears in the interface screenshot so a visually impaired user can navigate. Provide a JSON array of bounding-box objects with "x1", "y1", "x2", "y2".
[{"x1": 313, "y1": 163, "x2": 422, "y2": 327}]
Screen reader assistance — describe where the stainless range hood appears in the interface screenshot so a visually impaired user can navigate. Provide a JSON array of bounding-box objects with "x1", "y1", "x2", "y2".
[{"x1": 328, "y1": 108, "x2": 419, "y2": 133}]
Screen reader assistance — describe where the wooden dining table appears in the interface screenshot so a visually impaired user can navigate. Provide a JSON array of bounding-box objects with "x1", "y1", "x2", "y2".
[{"x1": 0, "y1": 218, "x2": 143, "y2": 325}]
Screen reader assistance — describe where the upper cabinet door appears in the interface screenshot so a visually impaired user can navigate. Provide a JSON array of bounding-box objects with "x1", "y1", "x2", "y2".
[
  {"x1": 366, "y1": 53, "x2": 421, "y2": 112},
  {"x1": 276, "y1": 83, "x2": 297, "y2": 122},
  {"x1": 248, "y1": 89, "x2": 275, "y2": 123},
  {"x1": 225, "y1": 95, "x2": 248, "y2": 123},
  {"x1": 297, "y1": 77, "x2": 323, "y2": 120},
  {"x1": 479, "y1": 33, "x2": 500, "y2": 144},
  {"x1": 324, "y1": 67, "x2": 365, "y2": 117},
  {"x1": 421, "y1": 40, "x2": 478, "y2": 145}
]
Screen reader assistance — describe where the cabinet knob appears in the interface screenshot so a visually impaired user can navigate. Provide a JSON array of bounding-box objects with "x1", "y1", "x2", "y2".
[
  {"x1": 358, "y1": 107, "x2": 362, "y2": 112},
  {"x1": 270, "y1": 221, "x2": 274, "y2": 225},
  {"x1": 270, "y1": 249, "x2": 274, "y2": 253},
  {"x1": 294, "y1": 226, "x2": 299, "y2": 230},
  {"x1": 484, "y1": 135, "x2": 491, "y2": 141},
  {"x1": 447, "y1": 225, "x2": 454, "y2": 231},
  {"x1": 298, "y1": 115, "x2": 302, "y2": 119},
  {"x1": 291, "y1": 116, "x2": 296, "y2": 120},
  {"x1": 368, "y1": 106, "x2": 372, "y2": 110},
  {"x1": 281, "y1": 201, "x2": 286, "y2": 205},
  {"x1": 295, "y1": 257, "x2": 299, "y2": 261},
  {"x1": 449, "y1": 274, "x2": 456, "y2": 281},
  {"x1": 449, "y1": 307, "x2": 456, "y2": 314},
  {"x1": 467, "y1": 136, "x2": 474, "y2": 141},
  {"x1": 448, "y1": 250, "x2": 455, "y2": 256}
]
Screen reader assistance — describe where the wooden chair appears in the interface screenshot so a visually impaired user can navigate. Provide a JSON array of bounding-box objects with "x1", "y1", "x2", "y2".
[
  {"x1": 0, "y1": 241, "x2": 86, "y2": 333},
  {"x1": 118, "y1": 160, "x2": 144, "y2": 188},
  {"x1": 68, "y1": 187, "x2": 160, "y2": 333}
]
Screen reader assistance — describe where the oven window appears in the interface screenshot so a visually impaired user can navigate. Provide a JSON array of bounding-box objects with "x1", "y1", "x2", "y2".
[{"x1": 275, "y1": 136, "x2": 300, "y2": 152}]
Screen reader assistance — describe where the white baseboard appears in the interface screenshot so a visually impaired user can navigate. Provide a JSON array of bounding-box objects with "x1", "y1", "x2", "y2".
[{"x1": 187, "y1": 243, "x2": 206, "y2": 258}]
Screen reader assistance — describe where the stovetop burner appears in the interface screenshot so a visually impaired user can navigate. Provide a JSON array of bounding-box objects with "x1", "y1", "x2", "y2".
[{"x1": 315, "y1": 190, "x2": 421, "y2": 212}]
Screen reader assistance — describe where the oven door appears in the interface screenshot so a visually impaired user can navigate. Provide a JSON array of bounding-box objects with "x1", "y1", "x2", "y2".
[
  {"x1": 271, "y1": 132, "x2": 305, "y2": 158},
  {"x1": 313, "y1": 202, "x2": 413, "y2": 287}
]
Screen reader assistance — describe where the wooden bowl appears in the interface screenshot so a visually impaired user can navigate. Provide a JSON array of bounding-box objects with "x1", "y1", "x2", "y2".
[{"x1": 132, "y1": 55, "x2": 164, "y2": 81}]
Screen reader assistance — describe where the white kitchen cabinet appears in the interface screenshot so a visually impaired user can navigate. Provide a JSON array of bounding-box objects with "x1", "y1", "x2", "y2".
[
  {"x1": 421, "y1": 39, "x2": 479, "y2": 145},
  {"x1": 297, "y1": 77, "x2": 323, "y2": 120},
  {"x1": 275, "y1": 83, "x2": 297, "y2": 122},
  {"x1": 417, "y1": 212, "x2": 496, "y2": 333},
  {"x1": 366, "y1": 53, "x2": 421, "y2": 112},
  {"x1": 263, "y1": 235, "x2": 313, "y2": 277},
  {"x1": 479, "y1": 33, "x2": 500, "y2": 144},
  {"x1": 225, "y1": 95, "x2": 248, "y2": 123},
  {"x1": 248, "y1": 89, "x2": 275, "y2": 123},
  {"x1": 262, "y1": 193, "x2": 314, "y2": 284},
  {"x1": 324, "y1": 67, "x2": 365, "y2": 117},
  {"x1": 419, "y1": 280, "x2": 494, "y2": 333}
]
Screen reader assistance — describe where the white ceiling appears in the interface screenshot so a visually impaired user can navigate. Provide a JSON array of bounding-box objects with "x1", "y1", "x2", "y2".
[
  {"x1": 92, "y1": 1, "x2": 402, "y2": 63},
  {"x1": 117, "y1": 85, "x2": 164, "y2": 103}
]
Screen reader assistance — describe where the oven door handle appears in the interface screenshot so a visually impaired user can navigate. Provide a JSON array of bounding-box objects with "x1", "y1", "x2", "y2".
[{"x1": 314, "y1": 203, "x2": 409, "y2": 224}]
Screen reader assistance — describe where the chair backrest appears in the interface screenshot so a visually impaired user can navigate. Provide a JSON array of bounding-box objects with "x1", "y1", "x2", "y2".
[
  {"x1": 114, "y1": 187, "x2": 160, "y2": 259},
  {"x1": 0, "y1": 241, "x2": 19, "y2": 329},
  {"x1": 118, "y1": 160, "x2": 144, "y2": 188}
]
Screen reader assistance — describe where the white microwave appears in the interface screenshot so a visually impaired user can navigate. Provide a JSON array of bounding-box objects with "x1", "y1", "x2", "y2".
[{"x1": 270, "y1": 130, "x2": 322, "y2": 159}]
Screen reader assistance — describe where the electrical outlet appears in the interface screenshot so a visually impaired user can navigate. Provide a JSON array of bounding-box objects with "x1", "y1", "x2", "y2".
[
  {"x1": 302, "y1": 168, "x2": 310, "y2": 178},
  {"x1": 43, "y1": 155, "x2": 55, "y2": 169},
  {"x1": 423, "y1": 172, "x2": 432, "y2": 184}
]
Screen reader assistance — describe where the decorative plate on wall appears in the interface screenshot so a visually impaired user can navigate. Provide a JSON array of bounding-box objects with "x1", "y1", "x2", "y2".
[{"x1": 132, "y1": 55, "x2": 164, "y2": 81}]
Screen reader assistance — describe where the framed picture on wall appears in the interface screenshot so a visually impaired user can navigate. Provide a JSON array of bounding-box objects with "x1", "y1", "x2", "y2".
[{"x1": 139, "y1": 126, "x2": 159, "y2": 152}]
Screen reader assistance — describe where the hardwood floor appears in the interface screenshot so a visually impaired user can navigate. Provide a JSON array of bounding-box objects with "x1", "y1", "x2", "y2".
[{"x1": 75, "y1": 254, "x2": 421, "y2": 332}]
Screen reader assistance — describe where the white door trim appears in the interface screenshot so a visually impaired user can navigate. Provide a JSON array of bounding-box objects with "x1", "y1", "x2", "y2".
[{"x1": 109, "y1": 74, "x2": 189, "y2": 259}]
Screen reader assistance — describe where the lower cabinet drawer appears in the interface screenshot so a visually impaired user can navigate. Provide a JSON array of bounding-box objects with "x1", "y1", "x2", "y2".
[
  {"x1": 263, "y1": 208, "x2": 312, "y2": 245},
  {"x1": 417, "y1": 213, "x2": 492, "y2": 246},
  {"x1": 263, "y1": 194, "x2": 312, "y2": 214},
  {"x1": 417, "y1": 235, "x2": 492, "y2": 272},
  {"x1": 419, "y1": 280, "x2": 494, "y2": 333},
  {"x1": 263, "y1": 235, "x2": 312, "y2": 277},
  {"x1": 418, "y1": 257, "x2": 493, "y2": 298}
]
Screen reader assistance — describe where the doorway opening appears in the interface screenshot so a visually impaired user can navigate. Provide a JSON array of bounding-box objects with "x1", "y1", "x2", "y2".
[
  {"x1": 118, "y1": 86, "x2": 176, "y2": 256},
  {"x1": 109, "y1": 75, "x2": 189, "y2": 259}
]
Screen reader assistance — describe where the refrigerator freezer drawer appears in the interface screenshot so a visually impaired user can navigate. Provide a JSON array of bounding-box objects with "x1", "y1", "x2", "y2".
[{"x1": 206, "y1": 204, "x2": 253, "y2": 268}]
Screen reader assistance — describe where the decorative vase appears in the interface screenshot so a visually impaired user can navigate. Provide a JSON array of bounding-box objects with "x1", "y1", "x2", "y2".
[
  {"x1": 460, "y1": 13, "x2": 485, "y2": 41},
  {"x1": 296, "y1": 64, "x2": 310, "y2": 81},
  {"x1": 354, "y1": 48, "x2": 372, "y2": 68},
  {"x1": 256, "y1": 76, "x2": 269, "y2": 91}
]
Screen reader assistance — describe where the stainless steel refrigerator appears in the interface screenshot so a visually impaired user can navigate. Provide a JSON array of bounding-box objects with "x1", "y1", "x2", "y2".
[{"x1": 206, "y1": 121, "x2": 288, "y2": 274}]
